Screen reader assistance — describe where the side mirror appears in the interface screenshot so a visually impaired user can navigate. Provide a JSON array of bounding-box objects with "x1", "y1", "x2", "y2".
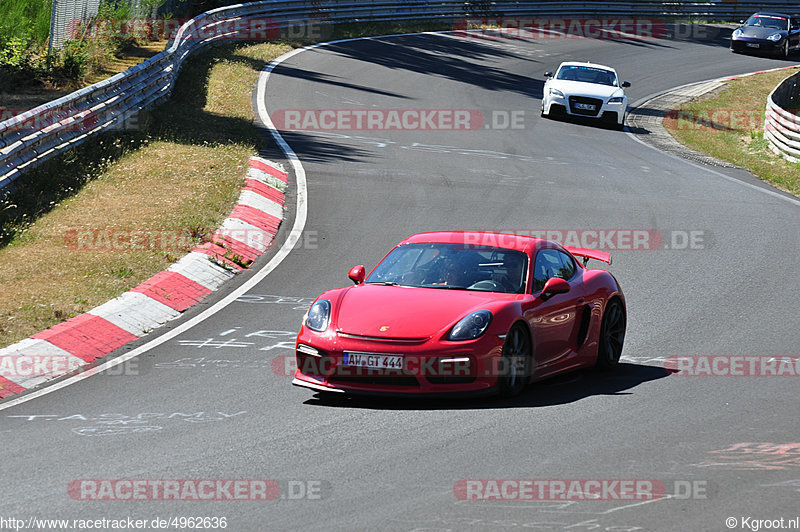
[
  {"x1": 544, "y1": 71, "x2": 553, "y2": 78},
  {"x1": 621, "y1": 81, "x2": 631, "y2": 88},
  {"x1": 541, "y1": 277, "x2": 570, "y2": 298},
  {"x1": 348, "y1": 265, "x2": 365, "y2": 285}
]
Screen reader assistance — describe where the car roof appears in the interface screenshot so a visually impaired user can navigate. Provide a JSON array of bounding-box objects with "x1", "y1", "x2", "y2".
[
  {"x1": 398, "y1": 231, "x2": 552, "y2": 255},
  {"x1": 557, "y1": 61, "x2": 617, "y2": 72},
  {"x1": 749, "y1": 12, "x2": 791, "y2": 19}
]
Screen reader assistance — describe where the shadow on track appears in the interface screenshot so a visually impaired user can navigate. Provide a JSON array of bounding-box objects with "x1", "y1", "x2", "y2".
[
  {"x1": 311, "y1": 35, "x2": 544, "y2": 98},
  {"x1": 303, "y1": 362, "x2": 674, "y2": 410},
  {"x1": 541, "y1": 112, "x2": 629, "y2": 132},
  {"x1": 262, "y1": 130, "x2": 374, "y2": 164},
  {"x1": 270, "y1": 63, "x2": 412, "y2": 99}
]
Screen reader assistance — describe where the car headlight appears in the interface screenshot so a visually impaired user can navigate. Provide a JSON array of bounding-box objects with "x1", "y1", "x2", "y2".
[
  {"x1": 767, "y1": 33, "x2": 782, "y2": 42},
  {"x1": 549, "y1": 88, "x2": 565, "y2": 98},
  {"x1": 305, "y1": 300, "x2": 331, "y2": 332},
  {"x1": 608, "y1": 97, "x2": 624, "y2": 104},
  {"x1": 732, "y1": 28, "x2": 742, "y2": 39},
  {"x1": 448, "y1": 310, "x2": 492, "y2": 341}
]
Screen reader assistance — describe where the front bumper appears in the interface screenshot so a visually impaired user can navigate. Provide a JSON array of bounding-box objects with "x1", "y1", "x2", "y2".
[
  {"x1": 293, "y1": 329, "x2": 506, "y2": 395},
  {"x1": 730, "y1": 37, "x2": 784, "y2": 54},
  {"x1": 545, "y1": 93, "x2": 625, "y2": 124}
]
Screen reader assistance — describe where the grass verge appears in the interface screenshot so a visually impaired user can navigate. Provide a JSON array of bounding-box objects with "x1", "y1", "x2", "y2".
[
  {"x1": 0, "y1": 41, "x2": 293, "y2": 347},
  {"x1": 663, "y1": 67, "x2": 800, "y2": 197}
]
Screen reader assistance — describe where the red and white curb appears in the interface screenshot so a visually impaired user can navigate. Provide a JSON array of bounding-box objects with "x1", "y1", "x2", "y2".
[{"x1": 0, "y1": 156, "x2": 288, "y2": 400}]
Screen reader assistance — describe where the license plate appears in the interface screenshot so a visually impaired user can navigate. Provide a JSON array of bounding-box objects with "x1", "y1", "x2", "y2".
[
  {"x1": 575, "y1": 103, "x2": 595, "y2": 110},
  {"x1": 343, "y1": 352, "x2": 403, "y2": 369},
  {"x1": 746, "y1": 43, "x2": 760, "y2": 48}
]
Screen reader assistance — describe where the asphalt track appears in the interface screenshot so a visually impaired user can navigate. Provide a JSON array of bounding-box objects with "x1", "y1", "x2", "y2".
[{"x1": 1, "y1": 29, "x2": 799, "y2": 531}]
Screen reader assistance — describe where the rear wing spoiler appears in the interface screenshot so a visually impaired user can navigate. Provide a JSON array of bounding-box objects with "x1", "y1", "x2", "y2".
[{"x1": 565, "y1": 247, "x2": 612, "y2": 266}]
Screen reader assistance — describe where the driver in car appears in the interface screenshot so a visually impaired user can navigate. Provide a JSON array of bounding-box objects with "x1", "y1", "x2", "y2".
[{"x1": 495, "y1": 254, "x2": 525, "y2": 293}]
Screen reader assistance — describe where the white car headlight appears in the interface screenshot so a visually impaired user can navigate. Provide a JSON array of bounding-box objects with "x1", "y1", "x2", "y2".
[
  {"x1": 608, "y1": 97, "x2": 624, "y2": 104},
  {"x1": 732, "y1": 28, "x2": 743, "y2": 39},
  {"x1": 305, "y1": 300, "x2": 331, "y2": 332},
  {"x1": 767, "y1": 33, "x2": 782, "y2": 42},
  {"x1": 448, "y1": 310, "x2": 492, "y2": 341},
  {"x1": 549, "y1": 88, "x2": 565, "y2": 98}
]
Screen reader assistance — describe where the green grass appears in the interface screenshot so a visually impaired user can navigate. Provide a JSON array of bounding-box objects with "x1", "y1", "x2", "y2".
[
  {"x1": 0, "y1": 0, "x2": 52, "y2": 44},
  {"x1": 664, "y1": 68, "x2": 800, "y2": 198}
]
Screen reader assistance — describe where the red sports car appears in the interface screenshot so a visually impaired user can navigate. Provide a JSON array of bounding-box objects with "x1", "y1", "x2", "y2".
[{"x1": 293, "y1": 231, "x2": 626, "y2": 397}]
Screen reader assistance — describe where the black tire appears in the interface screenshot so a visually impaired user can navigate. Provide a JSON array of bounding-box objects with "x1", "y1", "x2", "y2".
[
  {"x1": 497, "y1": 324, "x2": 532, "y2": 397},
  {"x1": 595, "y1": 298, "x2": 626, "y2": 370},
  {"x1": 781, "y1": 40, "x2": 790, "y2": 58}
]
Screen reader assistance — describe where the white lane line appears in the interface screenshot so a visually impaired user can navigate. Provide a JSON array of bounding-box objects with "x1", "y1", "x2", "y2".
[
  {"x1": 627, "y1": 78, "x2": 800, "y2": 209},
  {"x1": 0, "y1": 30, "x2": 463, "y2": 411},
  {"x1": 0, "y1": 45, "x2": 316, "y2": 411}
]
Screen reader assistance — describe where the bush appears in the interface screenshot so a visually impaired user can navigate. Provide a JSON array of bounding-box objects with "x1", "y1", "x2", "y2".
[
  {"x1": 0, "y1": 37, "x2": 31, "y2": 68},
  {"x1": 58, "y1": 41, "x2": 90, "y2": 79},
  {"x1": 0, "y1": 1, "x2": 164, "y2": 92},
  {"x1": 0, "y1": 37, "x2": 45, "y2": 91}
]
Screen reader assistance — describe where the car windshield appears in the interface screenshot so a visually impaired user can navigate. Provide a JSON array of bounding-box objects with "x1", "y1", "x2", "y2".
[
  {"x1": 556, "y1": 65, "x2": 618, "y2": 86},
  {"x1": 365, "y1": 242, "x2": 528, "y2": 294},
  {"x1": 744, "y1": 15, "x2": 789, "y2": 30}
]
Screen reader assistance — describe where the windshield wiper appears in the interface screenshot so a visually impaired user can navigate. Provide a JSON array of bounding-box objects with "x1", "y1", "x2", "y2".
[{"x1": 366, "y1": 281, "x2": 399, "y2": 286}]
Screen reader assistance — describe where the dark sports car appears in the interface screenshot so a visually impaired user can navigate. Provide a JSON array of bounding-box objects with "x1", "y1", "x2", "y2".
[
  {"x1": 293, "y1": 232, "x2": 626, "y2": 398},
  {"x1": 730, "y1": 12, "x2": 800, "y2": 57}
]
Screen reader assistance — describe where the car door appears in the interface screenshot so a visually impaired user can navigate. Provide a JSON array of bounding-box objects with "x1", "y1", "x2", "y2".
[{"x1": 524, "y1": 248, "x2": 584, "y2": 372}]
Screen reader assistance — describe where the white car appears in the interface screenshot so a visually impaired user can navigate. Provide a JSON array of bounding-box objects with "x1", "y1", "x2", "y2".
[{"x1": 541, "y1": 61, "x2": 630, "y2": 128}]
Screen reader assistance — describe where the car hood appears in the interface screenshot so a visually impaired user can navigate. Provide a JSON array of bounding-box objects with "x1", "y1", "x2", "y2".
[
  {"x1": 548, "y1": 80, "x2": 624, "y2": 99},
  {"x1": 737, "y1": 26, "x2": 786, "y2": 39},
  {"x1": 334, "y1": 284, "x2": 511, "y2": 339}
]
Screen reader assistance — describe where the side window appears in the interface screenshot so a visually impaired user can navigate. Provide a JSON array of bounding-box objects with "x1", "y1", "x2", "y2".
[
  {"x1": 532, "y1": 249, "x2": 576, "y2": 292},
  {"x1": 555, "y1": 251, "x2": 576, "y2": 281},
  {"x1": 532, "y1": 250, "x2": 558, "y2": 292}
]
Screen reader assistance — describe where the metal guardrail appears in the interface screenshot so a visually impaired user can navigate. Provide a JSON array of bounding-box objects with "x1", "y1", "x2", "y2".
[
  {"x1": 4, "y1": 0, "x2": 800, "y2": 191},
  {"x1": 765, "y1": 71, "x2": 800, "y2": 163}
]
